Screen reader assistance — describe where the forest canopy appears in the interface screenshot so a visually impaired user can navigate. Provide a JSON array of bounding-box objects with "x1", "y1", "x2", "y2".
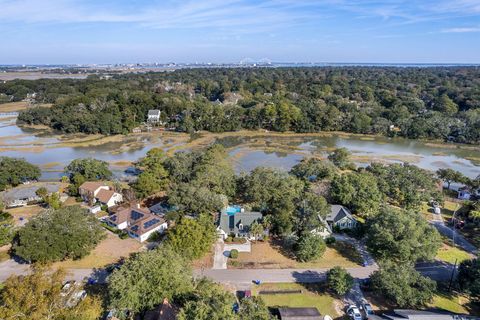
[{"x1": 3, "y1": 67, "x2": 480, "y2": 143}]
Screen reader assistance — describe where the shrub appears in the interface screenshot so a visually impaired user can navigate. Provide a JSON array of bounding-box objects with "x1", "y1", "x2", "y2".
[
  {"x1": 229, "y1": 249, "x2": 239, "y2": 259},
  {"x1": 326, "y1": 266, "x2": 354, "y2": 295},
  {"x1": 325, "y1": 236, "x2": 336, "y2": 245},
  {"x1": 295, "y1": 233, "x2": 326, "y2": 262}
]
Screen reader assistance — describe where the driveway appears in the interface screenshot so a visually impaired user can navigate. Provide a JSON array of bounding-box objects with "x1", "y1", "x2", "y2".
[
  {"x1": 212, "y1": 240, "x2": 251, "y2": 270},
  {"x1": 431, "y1": 221, "x2": 478, "y2": 256},
  {"x1": 334, "y1": 234, "x2": 377, "y2": 267}
]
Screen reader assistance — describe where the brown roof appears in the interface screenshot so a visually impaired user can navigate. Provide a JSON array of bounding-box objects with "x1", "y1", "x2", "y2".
[
  {"x1": 96, "y1": 189, "x2": 115, "y2": 203},
  {"x1": 79, "y1": 181, "x2": 105, "y2": 193},
  {"x1": 128, "y1": 216, "x2": 166, "y2": 236},
  {"x1": 107, "y1": 204, "x2": 151, "y2": 226}
]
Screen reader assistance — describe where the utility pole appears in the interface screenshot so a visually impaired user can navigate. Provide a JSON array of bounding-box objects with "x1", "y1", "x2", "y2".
[{"x1": 448, "y1": 258, "x2": 458, "y2": 291}]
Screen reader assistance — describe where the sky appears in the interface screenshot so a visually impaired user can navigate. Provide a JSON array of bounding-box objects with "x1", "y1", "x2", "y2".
[{"x1": 0, "y1": 0, "x2": 480, "y2": 64}]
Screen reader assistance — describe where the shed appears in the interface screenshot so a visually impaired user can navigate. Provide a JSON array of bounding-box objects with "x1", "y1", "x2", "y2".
[{"x1": 278, "y1": 307, "x2": 322, "y2": 320}]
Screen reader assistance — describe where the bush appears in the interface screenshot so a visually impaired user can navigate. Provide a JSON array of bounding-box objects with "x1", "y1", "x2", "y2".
[
  {"x1": 119, "y1": 231, "x2": 129, "y2": 239},
  {"x1": 295, "y1": 233, "x2": 326, "y2": 262},
  {"x1": 325, "y1": 236, "x2": 336, "y2": 245},
  {"x1": 327, "y1": 266, "x2": 354, "y2": 295},
  {"x1": 229, "y1": 249, "x2": 239, "y2": 259}
]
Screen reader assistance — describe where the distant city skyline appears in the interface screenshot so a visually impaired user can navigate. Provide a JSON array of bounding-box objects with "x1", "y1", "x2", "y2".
[{"x1": 1, "y1": 0, "x2": 480, "y2": 64}]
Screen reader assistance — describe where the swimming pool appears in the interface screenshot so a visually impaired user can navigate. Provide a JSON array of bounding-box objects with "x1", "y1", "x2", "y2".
[{"x1": 225, "y1": 205, "x2": 242, "y2": 215}]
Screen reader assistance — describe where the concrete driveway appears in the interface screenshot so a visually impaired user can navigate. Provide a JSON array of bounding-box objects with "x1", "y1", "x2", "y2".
[{"x1": 212, "y1": 240, "x2": 251, "y2": 270}]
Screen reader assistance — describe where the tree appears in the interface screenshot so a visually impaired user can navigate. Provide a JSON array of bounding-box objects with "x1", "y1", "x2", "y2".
[
  {"x1": 134, "y1": 148, "x2": 170, "y2": 198},
  {"x1": 238, "y1": 297, "x2": 273, "y2": 320},
  {"x1": 326, "y1": 266, "x2": 354, "y2": 295},
  {"x1": 0, "y1": 267, "x2": 102, "y2": 320},
  {"x1": 370, "y1": 262, "x2": 436, "y2": 308},
  {"x1": 64, "y1": 158, "x2": 112, "y2": 181},
  {"x1": 0, "y1": 157, "x2": 41, "y2": 191},
  {"x1": 330, "y1": 172, "x2": 382, "y2": 217},
  {"x1": 166, "y1": 214, "x2": 217, "y2": 260},
  {"x1": 436, "y1": 168, "x2": 466, "y2": 190},
  {"x1": 108, "y1": 247, "x2": 193, "y2": 315},
  {"x1": 240, "y1": 167, "x2": 303, "y2": 234},
  {"x1": 0, "y1": 212, "x2": 13, "y2": 246},
  {"x1": 457, "y1": 258, "x2": 480, "y2": 301},
  {"x1": 295, "y1": 233, "x2": 326, "y2": 262},
  {"x1": 13, "y1": 206, "x2": 105, "y2": 263},
  {"x1": 43, "y1": 192, "x2": 62, "y2": 209},
  {"x1": 35, "y1": 187, "x2": 48, "y2": 199},
  {"x1": 366, "y1": 207, "x2": 442, "y2": 263},
  {"x1": 295, "y1": 192, "x2": 330, "y2": 234},
  {"x1": 168, "y1": 182, "x2": 227, "y2": 215},
  {"x1": 290, "y1": 158, "x2": 336, "y2": 182},
  {"x1": 36, "y1": 187, "x2": 62, "y2": 209},
  {"x1": 328, "y1": 148, "x2": 353, "y2": 170},
  {"x1": 249, "y1": 220, "x2": 264, "y2": 241},
  {"x1": 177, "y1": 279, "x2": 237, "y2": 320},
  {"x1": 367, "y1": 163, "x2": 439, "y2": 209}
]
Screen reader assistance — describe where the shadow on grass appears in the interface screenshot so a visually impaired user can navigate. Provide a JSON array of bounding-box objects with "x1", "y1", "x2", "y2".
[{"x1": 330, "y1": 241, "x2": 363, "y2": 265}]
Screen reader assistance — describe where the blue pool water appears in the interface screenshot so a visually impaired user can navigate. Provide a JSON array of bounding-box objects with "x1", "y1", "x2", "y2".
[{"x1": 226, "y1": 205, "x2": 241, "y2": 216}]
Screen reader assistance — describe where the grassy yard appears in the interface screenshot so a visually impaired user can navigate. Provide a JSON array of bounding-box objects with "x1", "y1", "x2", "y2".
[
  {"x1": 230, "y1": 240, "x2": 362, "y2": 269},
  {"x1": 53, "y1": 232, "x2": 143, "y2": 269},
  {"x1": 6, "y1": 205, "x2": 44, "y2": 226},
  {"x1": 252, "y1": 283, "x2": 342, "y2": 318},
  {"x1": 0, "y1": 248, "x2": 9, "y2": 262},
  {"x1": 429, "y1": 293, "x2": 471, "y2": 314},
  {"x1": 436, "y1": 242, "x2": 474, "y2": 264}
]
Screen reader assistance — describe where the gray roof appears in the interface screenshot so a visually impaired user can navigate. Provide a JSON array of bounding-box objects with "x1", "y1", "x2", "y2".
[
  {"x1": 218, "y1": 211, "x2": 262, "y2": 235},
  {"x1": 1, "y1": 183, "x2": 61, "y2": 202},
  {"x1": 278, "y1": 307, "x2": 321, "y2": 320},
  {"x1": 382, "y1": 309, "x2": 464, "y2": 320},
  {"x1": 148, "y1": 109, "x2": 161, "y2": 116},
  {"x1": 326, "y1": 205, "x2": 355, "y2": 224}
]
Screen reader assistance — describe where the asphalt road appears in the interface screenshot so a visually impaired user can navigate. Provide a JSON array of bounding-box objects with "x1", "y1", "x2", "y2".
[{"x1": 431, "y1": 221, "x2": 478, "y2": 255}]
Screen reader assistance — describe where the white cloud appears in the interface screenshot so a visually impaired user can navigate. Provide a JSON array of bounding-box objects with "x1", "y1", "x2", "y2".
[{"x1": 441, "y1": 27, "x2": 480, "y2": 33}]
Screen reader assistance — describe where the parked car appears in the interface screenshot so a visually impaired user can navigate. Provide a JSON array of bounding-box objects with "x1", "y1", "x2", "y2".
[
  {"x1": 347, "y1": 305, "x2": 362, "y2": 320},
  {"x1": 361, "y1": 303, "x2": 374, "y2": 319}
]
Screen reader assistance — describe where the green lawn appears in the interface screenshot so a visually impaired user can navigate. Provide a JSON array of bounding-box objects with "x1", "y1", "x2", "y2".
[
  {"x1": 429, "y1": 294, "x2": 468, "y2": 313},
  {"x1": 252, "y1": 283, "x2": 341, "y2": 317},
  {"x1": 436, "y1": 242, "x2": 473, "y2": 264}
]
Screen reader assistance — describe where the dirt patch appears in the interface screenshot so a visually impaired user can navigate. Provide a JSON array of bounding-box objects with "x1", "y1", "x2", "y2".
[{"x1": 6, "y1": 205, "x2": 44, "y2": 226}]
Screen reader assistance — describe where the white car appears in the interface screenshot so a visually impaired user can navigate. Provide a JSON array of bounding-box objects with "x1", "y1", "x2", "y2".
[
  {"x1": 361, "y1": 303, "x2": 374, "y2": 318},
  {"x1": 347, "y1": 305, "x2": 363, "y2": 320}
]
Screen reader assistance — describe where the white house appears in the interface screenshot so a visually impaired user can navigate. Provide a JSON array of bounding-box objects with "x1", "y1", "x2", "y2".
[
  {"x1": 147, "y1": 110, "x2": 161, "y2": 123},
  {"x1": 106, "y1": 204, "x2": 167, "y2": 242},
  {"x1": 457, "y1": 186, "x2": 480, "y2": 200},
  {"x1": 78, "y1": 182, "x2": 123, "y2": 208},
  {"x1": 326, "y1": 205, "x2": 358, "y2": 230}
]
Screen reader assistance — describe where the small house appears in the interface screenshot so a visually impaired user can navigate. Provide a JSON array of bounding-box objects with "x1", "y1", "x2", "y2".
[
  {"x1": 457, "y1": 186, "x2": 479, "y2": 200},
  {"x1": 326, "y1": 205, "x2": 358, "y2": 230},
  {"x1": 217, "y1": 205, "x2": 263, "y2": 239},
  {"x1": 78, "y1": 182, "x2": 123, "y2": 208},
  {"x1": 147, "y1": 110, "x2": 161, "y2": 123}
]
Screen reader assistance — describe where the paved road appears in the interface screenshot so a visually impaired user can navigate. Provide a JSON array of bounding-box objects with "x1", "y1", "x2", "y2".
[
  {"x1": 431, "y1": 221, "x2": 478, "y2": 255},
  {"x1": 196, "y1": 265, "x2": 378, "y2": 286}
]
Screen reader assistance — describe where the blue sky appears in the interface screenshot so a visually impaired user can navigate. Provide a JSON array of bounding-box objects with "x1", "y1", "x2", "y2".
[{"x1": 1, "y1": 0, "x2": 480, "y2": 64}]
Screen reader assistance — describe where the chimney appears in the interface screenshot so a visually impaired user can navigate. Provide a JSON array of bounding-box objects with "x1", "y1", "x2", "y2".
[{"x1": 136, "y1": 203, "x2": 141, "y2": 209}]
